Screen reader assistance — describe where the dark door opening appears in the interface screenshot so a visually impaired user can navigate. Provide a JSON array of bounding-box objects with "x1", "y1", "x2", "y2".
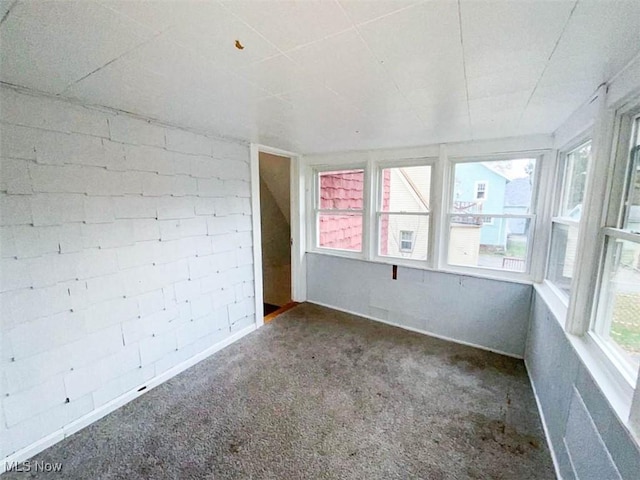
[{"x1": 259, "y1": 152, "x2": 292, "y2": 321}]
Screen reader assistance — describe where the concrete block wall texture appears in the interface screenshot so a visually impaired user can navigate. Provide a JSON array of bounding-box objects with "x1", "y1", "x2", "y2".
[
  {"x1": 0, "y1": 87, "x2": 255, "y2": 460},
  {"x1": 306, "y1": 253, "x2": 532, "y2": 358},
  {"x1": 526, "y1": 291, "x2": 640, "y2": 480}
]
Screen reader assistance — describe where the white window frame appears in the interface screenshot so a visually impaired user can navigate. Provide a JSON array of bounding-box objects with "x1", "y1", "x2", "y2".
[
  {"x1": 443, "y1": 154, "x2": 543, "y2": 280},
  {"x1": 475, "y1": 181, "x2": 488, "y2": 200},
  {"x1": 373, "y1": 158, "x2": 436, "y2": 267},
  {"x1": 545, "y1": 137, "x2": 593, "y2": 305},
  {"x1": 304, "y1": 146, "x2": 552, "y2": 285},
  {"x1": 589, "y1": 109, "x2": 640, "y2": 388},
  {"x1": 399, "y1": 230, "x2": 415, "y2": 252},
  {"x1": 310, "y1": 164, "x2": 367, "y2": 259},
  {"x1": 560, "y1": 91, "x2": 640, "y2": 431}
]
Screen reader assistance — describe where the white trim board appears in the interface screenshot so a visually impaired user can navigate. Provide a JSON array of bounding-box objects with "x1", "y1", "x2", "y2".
[
  {"x1": 307, "y1": 300, "x2": 524, "y2": 360},
  {"x1": 250, "y1": 143, "x2": 306, "y2": 332},
  {"x1": 1, "y1": 323, "x2": 257, "y2": 474}
]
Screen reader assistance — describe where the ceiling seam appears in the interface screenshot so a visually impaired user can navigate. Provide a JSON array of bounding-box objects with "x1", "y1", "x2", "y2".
[
  {"x1": 334, "y1": 0, "x2": 428, "y2": 130},
  {"x1": 59, "y1": 29, "x2": 169, "y2": 96},
  {"x1": 0, "y1": 81, "x2": 250, "y2": 147},
  {"x1": 519, "y1": 0, "x2": 580, "y2": 124},
  {"x1": 457, "y1": 0, "x2": 472, "y2": 138},
  {"x1": 347, "y1": 0, "x2": 426, "y2": 29},
  {"x1": 0, "y1": 0, "x2": 17, "y2": 27},
  {"x1": 216, "y1": 1, "x2": 341, "y2": 101}
]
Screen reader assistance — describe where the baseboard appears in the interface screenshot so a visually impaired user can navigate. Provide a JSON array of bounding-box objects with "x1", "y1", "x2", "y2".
[
  {"x1": 524, "y1": 359, "x2": 563, "y2": 480},
  {"x1": 307, "y1": 300, "x2": 524, "y2": 360},
  {"x1": 1, "y1": 323, "x2": 257, "y2": 475}
]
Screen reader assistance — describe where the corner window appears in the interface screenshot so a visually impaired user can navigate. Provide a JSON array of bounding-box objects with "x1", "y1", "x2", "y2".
[
  {"x1": 315, "y1": 168, "x2": 364, "y2": 252},
  {"x1": 447, "y1": 158, "x2": 537, "y2": 273},
  {"x1": 547, "y1": 141, "x2": 592, "y2": 299},
  {"x1": 377, "y1": 164, "x2": 432, "y2": 261},
  {"x1": 591, "y1": 116, "x2": 640, "y2": 382}
]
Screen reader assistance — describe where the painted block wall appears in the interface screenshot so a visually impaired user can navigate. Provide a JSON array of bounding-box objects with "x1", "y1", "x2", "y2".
[
  {"x1": 306, "y1": 253, "x2": 532, "y2": 357},
  {"x1": 526, "y1": 290, "x2": 640, "y2": 479},
  {"x1": 0, "y1": 88, "x2": 255, "y2": 460}
]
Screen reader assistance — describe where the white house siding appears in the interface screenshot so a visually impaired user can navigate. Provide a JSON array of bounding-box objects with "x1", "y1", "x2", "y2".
[{"x1": 382, "y1": 167, "x2": 431, "y2": 260}]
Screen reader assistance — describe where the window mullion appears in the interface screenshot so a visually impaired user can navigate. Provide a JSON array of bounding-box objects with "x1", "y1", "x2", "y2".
[
  {"x1": 567, "y1": 85, "x2": 615, "y2": 334},
  {"x1": 364, "y1": 157, "x2": 376, "y2": 261}
]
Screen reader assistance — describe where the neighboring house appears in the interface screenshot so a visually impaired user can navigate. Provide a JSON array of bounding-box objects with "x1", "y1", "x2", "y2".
[
  {"x1": 453, "y1": 163, "x2": 532, "y2": 249},
  {"x1": 453, "y1": 163, "x2": 510, "y2": 248},
  {"x1": 320, "y1": 168, "x2": 431, "y2": 259},
  {"x1": 504, "y1": 177, "x2": 532, "y2": 237},
  {"x1": 319, "y1": 171, "x2": 364, "y2": 251},
  {"x1": 320, "y1": 164, "x2": 532, "y2": 258},
  {"x1": 381, "y1": 166, "x2": 431, "y2": 260}
]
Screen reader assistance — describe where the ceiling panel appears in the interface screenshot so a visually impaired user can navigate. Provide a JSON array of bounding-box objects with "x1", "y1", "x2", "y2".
[
  {"x1": 166, "y1": 6, "x2": 281, "y2": 70},
  {"x1": 239, "y1": 54, "x2": 318, "y2": 96},
  {"x1": 0, "y1": 0, "x2": 153, "y2": 93},
  {"x1": 286, "y1": 29, "x2": 386, "y2": 86},
  {"x1": 460, "y1": 0, "x2": 574, "y2": 79},
  {"x1": 466, "y1": 63, "x2": 543, "y2": 100},
  {"x1": 358, "y1": 1, "x2": 462, "y2": 63},
  {"x1": 537, "y1": 0, "x2": 640, "y2": 90},
  {"x1": 1, "y1": 0, "x2": 640, "y2": 154},
  {"x1": 221, "y1": 0, "x2": 353, "y2": 52},
  {"x1": 338, "y1": 0, "x2": 422, "y2": 25},
  {"x1": 98, "y1": 0, "x2": 215, "y2": 33}
]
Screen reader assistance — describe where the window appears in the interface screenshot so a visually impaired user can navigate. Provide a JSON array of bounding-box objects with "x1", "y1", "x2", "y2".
[
  {"x1": 475, "y1": 181, "x2": 487, "y2": 200},
  {"x1": 547, "y1": 141, "x2": 592, "y2": 299},
  {"x1": 377, "y1": 164, "x2": 432, "y2": 261},
  {"x1": 591, "y1": 115, "x2": 640, "y2": 382},
  {"x1": 314, "y1": 168, "x2": 364, "y2": 253},
  {"x1": 399, "y1": 230, "x2": 414, "y2": 252},
  {"x1": 447, "y1": 158, "x2": 537, "y2": 273}
]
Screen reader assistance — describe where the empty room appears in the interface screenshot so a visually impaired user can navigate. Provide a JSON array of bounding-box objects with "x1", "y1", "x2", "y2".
[{"x1": 1, "y1": 0, "x2": 640, "y2": 478}]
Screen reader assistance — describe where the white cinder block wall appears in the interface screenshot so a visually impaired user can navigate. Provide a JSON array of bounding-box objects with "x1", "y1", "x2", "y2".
[{"x1": 0, "y1": 87, "x2": 256, "y2": 461}]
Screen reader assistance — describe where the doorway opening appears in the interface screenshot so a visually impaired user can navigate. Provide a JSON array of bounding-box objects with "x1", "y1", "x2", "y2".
[{"x1": 259, "y1": 152, "x2": 295, "y2": 321}]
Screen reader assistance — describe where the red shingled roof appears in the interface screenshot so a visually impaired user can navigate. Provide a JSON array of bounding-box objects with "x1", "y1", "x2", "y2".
[{"x1": 318, "y1": 170, "x2": 390, "y2": 252}]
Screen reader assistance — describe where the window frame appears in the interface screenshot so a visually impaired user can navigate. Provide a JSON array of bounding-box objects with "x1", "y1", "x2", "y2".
[
  {"x1": 443, "y1": 154, "x2": 543, "y2": 279},
  {"x1": 399, "y1": 230, "x2": 415, "y2": 253},
  {"x1": 311, "y1": 164, "x2": 367, "y2": 258},
  {"x1": 557, "y1": 95, "x2": 640, "y2": 428},
  {"x1": 545, "y1": 137, "x2": 593, "y2": 304},
  {"x1": 372, "y1": 158, "x2": 436, "y2": 266},
  {"x1": 588, "y1": 109, "x2": 640, "y2": 389}
]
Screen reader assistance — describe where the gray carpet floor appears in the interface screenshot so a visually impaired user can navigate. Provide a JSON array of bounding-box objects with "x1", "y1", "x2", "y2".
[{"x1": 5, "y1": 303, "x2": 555, "y2": 479}]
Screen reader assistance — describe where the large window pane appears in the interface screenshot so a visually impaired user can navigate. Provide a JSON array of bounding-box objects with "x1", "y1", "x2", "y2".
[
  {"x1": 547, "y1": 223, "x2": 579, "y2": 297},
  {"x1": 594, "y1": 237, "x2": 640, "y2": 373},
  {"x1": 448, "y1": 216, "x2": 530, "y2": 272},
  {"x1": 560, "y1": 142, "x2": 591, "y2": 219},
  {"x1": 379, "y1": 213, "x2": 429, "y2": 260},
  {"x1": 452, "y1": 159, "x2": 536, "y2": 215},
  {"x1": 318, "y1": 169, "x2": 364, "y2": 210},
  {"x1": 318, "y1": 213, "x2": 362, "y2": 252},
  {"x1": 381, "y1": 165, "x2": 431, "y2": 213}
]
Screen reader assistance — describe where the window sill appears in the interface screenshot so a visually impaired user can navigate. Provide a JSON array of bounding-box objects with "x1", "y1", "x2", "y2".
[
  {"x1": 533, "y1": 282, "x2": 637, "y2": 442},
  {"x1": 307, "y1": 249, "x2": 534, "y2": 285},
  {"x1": 535, "y1": 281, "x2": 569, "y2": 322}
]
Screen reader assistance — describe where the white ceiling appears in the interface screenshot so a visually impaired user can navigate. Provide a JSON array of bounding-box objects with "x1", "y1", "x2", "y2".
[{"x1": 1, "y1": 0, "x2": 639, "y2": 153}]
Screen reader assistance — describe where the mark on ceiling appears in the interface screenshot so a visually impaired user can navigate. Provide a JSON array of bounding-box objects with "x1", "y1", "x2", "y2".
[{"x1": 235, "y1": 40, "x2": 245, "y2": 50}]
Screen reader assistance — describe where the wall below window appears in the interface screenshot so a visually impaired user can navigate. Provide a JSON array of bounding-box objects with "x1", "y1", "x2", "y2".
[
  {"x1": 0, "y1": 88, "x2": 256, "y2": 464},
  {"x1": 306, "y1": 253, "x2": 532, "y2": 358},
  {"x1": 527, "y1": 290, "x2": 640, "y2": 479}
]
